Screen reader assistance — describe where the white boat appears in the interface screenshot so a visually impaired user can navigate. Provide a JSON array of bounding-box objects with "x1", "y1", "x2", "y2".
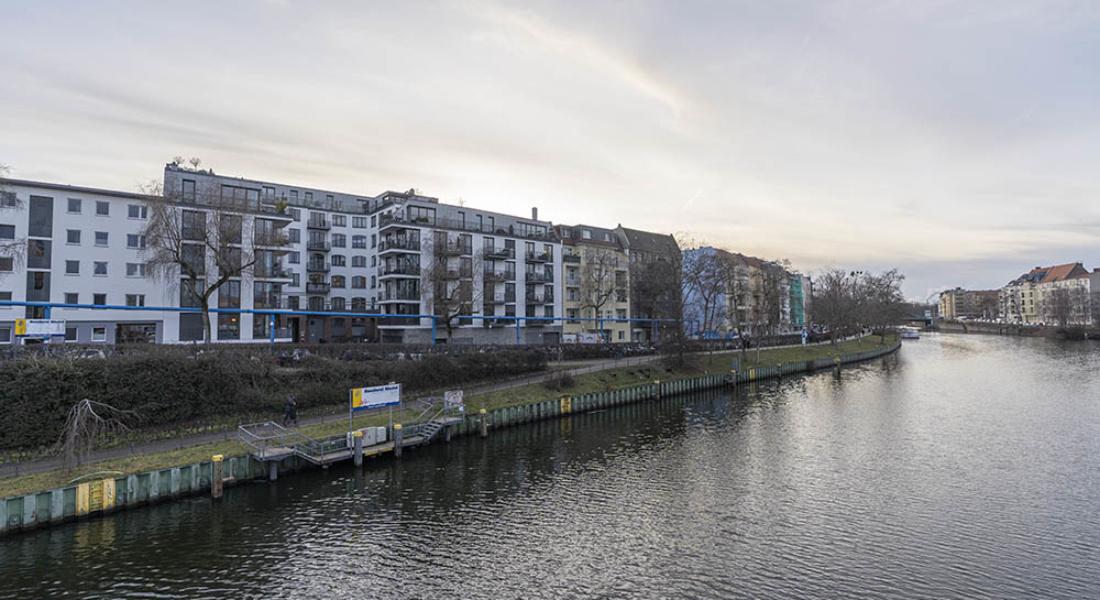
[{"x1": 899, "y1": 326, "x2": 920, "y2": 340}]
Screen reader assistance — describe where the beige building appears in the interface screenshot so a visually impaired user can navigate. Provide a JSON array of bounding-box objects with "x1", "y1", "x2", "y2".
[
  {"x1": 556, "y1": 225, "x2": 631, "y2": 342},
  {"x1": 1000, "y1": 262, "x2": 1092, "y2": 325}
]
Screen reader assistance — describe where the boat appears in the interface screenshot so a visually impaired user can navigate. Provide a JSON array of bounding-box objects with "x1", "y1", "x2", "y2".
[{"x1": 899, "y1": 326, "x2": 920, "y2": 340}]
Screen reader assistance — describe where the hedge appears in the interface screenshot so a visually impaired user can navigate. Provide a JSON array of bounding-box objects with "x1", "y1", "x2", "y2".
[{"x1": 0, "y1": 350, "x2": 546, "y2": 451}]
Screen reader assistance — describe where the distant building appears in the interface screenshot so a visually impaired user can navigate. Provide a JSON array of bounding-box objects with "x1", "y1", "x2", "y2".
[
  {"x1": 556, "y1": 224, "x2": 631, "y2": 342},
  {"x1": 999, "y1": 262, "x2": 1093, "y2": 325},
  {"x1": 614, "y1": 226, "x2": 680, "y2": 342},
  {"x1": 939, "y1": 288, "x2": 999, "y2": 320},
  {"x1": 789, "y1": 273, "x2": 812, "y2": 329}
]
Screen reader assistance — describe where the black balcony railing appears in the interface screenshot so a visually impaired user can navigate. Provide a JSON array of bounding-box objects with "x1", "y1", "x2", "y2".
[
  {"x1": 254, "y1": 232, "x2": 290, "y2": 246},
  {"x1": 379, "y1": 212, "x2": 558, "y2": 242},
  {"x1": 383, "y1": 290, "x2": 421, "y2": 301},
  {"x1": 526, "y1": 272, "x2": 553, "y2": 283},
  {"x1": 483, "y1": 270, "x2": 516, "y2": 282},
  {"x1": 525, "y1": 295, "x2": 546, "y2": 304},
  {"x1": 380, "y1": 265, "x2": 420, "y2": 277},
  {"x1": 306, "y1": 261, "x2": 330, "y2": 273},
  {"x1": 487, "y1": 293, "x2": 517, "y2": 304},
  {"x1": 484, "y1": 247, "x2": 515, "y2": 260},
  {"x1": 562, "y1": 254, "x2": 581, "y2": 263},
  {"x1": 434, "y1": 241, "x2": 473, "y2": 256},
  {"x1": 306, "y1": 240, "x2": 331, "y2": 251},
  {"x1": 307, "y1": 218, "x2": 331, "y2": 230},
  {"x1": 379, "y1": 238, "x2": 421, "y2": 252},
  {"x1": 306, "y1": 282, "x2": 331, "y2": 294},
  {"x1": 525, "y1": 251, "x2": 552, "y2": 263},
  {"x1": 255, "y1": 266, "x2": 293, "y2": 279}
]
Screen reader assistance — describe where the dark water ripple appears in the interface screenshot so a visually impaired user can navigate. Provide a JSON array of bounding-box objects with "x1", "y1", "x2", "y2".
[{"x1": 2, "y1": 334, "x2": 1099, "y2": 599}]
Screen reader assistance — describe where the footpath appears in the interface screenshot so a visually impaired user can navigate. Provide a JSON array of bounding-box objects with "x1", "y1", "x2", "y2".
[{"x1": 0, "y1": 336, "x2": 854, "y2": 480}]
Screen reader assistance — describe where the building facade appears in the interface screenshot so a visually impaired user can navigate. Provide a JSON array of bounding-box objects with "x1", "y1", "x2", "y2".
[
  {"x1": 556, "y1": 224, "x2": 630, "y2": 342},
  {"x1": 939, "y1": 288, "x2": 999, "y2": 320},
  {"x1": 615, "y1": 226, "x2": 681, "y2": 342},
  {"x1": 0, "y1": 164, "x2": 562, "y2": 345}
]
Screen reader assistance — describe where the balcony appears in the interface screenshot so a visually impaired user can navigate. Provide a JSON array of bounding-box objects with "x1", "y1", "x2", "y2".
[
  {"x1": 483, "y1": 270, "x2": 516, "y2": 282},
  {"x1": 379, "y1": 238, "x2": 421, "y2": 253},
  {"x1": 306, "y1": 261, "x2": 330, "y2": 273},
  {"x1": 525, "y1": 251, "x2": 552, "y2": 263},
  {"x1": 566, "y1": 278, "x2": 581, "y2": 286},
  {"x1": 485, "y1": 247, "x2": 515, "y2": 260},
  {"x1": 307, "y1": 218, "x2": 331, "y2": 230},
  {"x1": 441, "y1": 267, "x2": 473, "y2": 280},
  {"x1": 254, "y1": 232, "x2": 290, "y2": 247},
  {"x1": 306, "y1": 282, "x2": 331, "y2": 294},
  {"x1": 562, "y1": 254, "x2": 581, "y2": 264},
  {"x1": 379, "y1": 264, "x2": 420, "y2": 277},
  {"x1": 379, "y1": 212, "x2": 557, "y2": 242},
  {"x1": 526, "y1": 295, "x2": 546, "y2": 305},
  {"x1": 487, "y1": 293, "x2": 516, "y2": 304},
  {"x1": 435, "y1": 241, "x2": 472, "y2": 256},
  {"x1": 382, "y1": 290, "x2": 421, "y2": 302},
  {"x1": 307, "y1": 240, "x2": 331, "y2": 252},
  {"x1": 255, "y1": 266, "x2": 293, "y2": 279},
  {"x1": 526, "y1": 271, "x2": 554, "y2": 283}
]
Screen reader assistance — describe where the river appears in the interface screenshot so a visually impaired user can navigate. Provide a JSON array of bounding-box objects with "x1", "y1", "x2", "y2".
[{"x1": 1, "y1": 334, "x2": 1098, "y2": 599}]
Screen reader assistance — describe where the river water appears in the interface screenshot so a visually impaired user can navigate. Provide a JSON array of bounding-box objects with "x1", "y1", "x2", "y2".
[{"x1": 1, "y1": 334, "x2": 1098, "y2": 599}]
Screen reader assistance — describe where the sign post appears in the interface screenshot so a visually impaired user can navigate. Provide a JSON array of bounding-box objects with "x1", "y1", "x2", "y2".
[
  {"x1": 349, "y1": 383, "x2": 402, "y2": 434},
  {"x1": 14, "y1": 319, "x2": 66, "y2": 342}
]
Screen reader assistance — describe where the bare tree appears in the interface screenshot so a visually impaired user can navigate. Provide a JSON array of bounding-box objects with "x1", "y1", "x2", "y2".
[
  {"x1": 1046, "y1": 288, "x2": 1073, "y2": 327},
  {"x1": 812, "y1": 268, "x2": 863, "y2": 346},
  {"x1": 0, "y1": 164, "x2": 27, "y2": 277},
  {"x1": 579, "y1": 247, "x2": 624, "y2": 339},
  {"x1": 681, "y1": 246, "x2": 727, "y2": 336},
  {"x1": 423, "y1": 234, "x2": 484, "y2": 340},
  {"x1": 632, "y1": 248, "x2": 687, "y2": 364},
  {"x1": 141, "y1": 178, "x2": 286, "y2": 344},
  {"x1": 54, "y1": 398, "x2": 134, "y2": 471},
  {"x1": 861, "y1": 269, "x2": 907, "y2": 342}
]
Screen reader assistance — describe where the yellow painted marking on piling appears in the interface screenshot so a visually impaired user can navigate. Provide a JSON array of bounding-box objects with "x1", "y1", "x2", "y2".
[
  {"x1": 101, "y1": 479, "x2": 116, "y2": 510},
  {"x1": 212, "y1": 455, "x2": 223, "y2": 462},
  {"x1": 560, "y1": 397, "x2": 572, "y2": 414},
  {"x1": 76, "y1": 482, "x2": 90, "y2": 516}
]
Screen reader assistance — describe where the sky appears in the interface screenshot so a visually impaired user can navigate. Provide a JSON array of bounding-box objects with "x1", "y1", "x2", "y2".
[{"x1": 1, "y1": 0, "x2": 1098, "y2": 300}]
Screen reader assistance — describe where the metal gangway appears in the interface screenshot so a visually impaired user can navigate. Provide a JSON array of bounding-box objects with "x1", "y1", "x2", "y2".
[{"x1": 237, "y1": 397, "x2": 465, "y2": 469}]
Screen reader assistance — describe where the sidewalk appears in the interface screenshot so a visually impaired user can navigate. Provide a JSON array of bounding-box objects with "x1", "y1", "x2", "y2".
[{"x1": 0, "y1": 336, "x2": 851, "y2": 479}]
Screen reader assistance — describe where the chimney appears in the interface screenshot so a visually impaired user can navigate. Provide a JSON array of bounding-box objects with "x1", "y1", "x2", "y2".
[{"x1": 532, "y1": 207, "x2": 538, "y2": 221}]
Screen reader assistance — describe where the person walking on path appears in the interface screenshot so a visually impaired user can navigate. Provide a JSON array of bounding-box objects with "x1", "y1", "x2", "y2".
[{"x1": 283, "y1": 395, "x2": 299, "y2": 428}]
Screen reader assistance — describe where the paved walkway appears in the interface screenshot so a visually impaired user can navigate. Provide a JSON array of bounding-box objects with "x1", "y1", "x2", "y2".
[{"x1": 0, "y1": 336, "x2": 855, "y2": 479}]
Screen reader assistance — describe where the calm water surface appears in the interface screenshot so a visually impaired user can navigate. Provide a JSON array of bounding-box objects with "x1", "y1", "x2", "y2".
[{"x1": 2, "y1": 334, "x2": 1099, "y2": 599}]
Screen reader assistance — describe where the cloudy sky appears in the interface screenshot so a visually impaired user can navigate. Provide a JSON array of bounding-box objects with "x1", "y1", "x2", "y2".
[{"x1": 2, "y1": 0, "x2": 1098, "y2": 299}]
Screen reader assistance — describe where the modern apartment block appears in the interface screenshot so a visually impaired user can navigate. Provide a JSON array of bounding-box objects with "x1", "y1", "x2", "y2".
[
  {"x1": 0, "y1": 163, "x2": 562, "y2": 345},
  {"x1": 372, "y1": 191, "x2": 562, "y2": 344},
  {"x1": 556, "y1": 224, "x2": 631, "y2": 342}
]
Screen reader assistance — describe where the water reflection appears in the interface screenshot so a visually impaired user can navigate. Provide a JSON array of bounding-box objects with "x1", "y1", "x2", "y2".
[{"x1": 1, "y1": 334, "x2": 1098, "y2": 600}]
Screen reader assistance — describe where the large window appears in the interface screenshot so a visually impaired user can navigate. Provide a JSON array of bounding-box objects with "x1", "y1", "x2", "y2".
[
  {"x1": 29, "y1": 196, "x2": 53, "y2": 237},
  {"x1": 219, "y1": 281, "x2": 241, "y2": 309},
  {"x1": 182, "y1": 210, "x2": 205, "y2": 240}
]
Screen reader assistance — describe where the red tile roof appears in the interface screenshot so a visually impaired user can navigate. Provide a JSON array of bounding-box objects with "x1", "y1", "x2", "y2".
[{"x1": 1039, "y1": 262, "x2": 1088, "y2": 284}]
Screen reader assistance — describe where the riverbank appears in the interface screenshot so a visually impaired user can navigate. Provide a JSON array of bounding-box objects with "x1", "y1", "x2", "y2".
[{"x1": 0, "y1": 335, "x2": 897, "y2": 505}]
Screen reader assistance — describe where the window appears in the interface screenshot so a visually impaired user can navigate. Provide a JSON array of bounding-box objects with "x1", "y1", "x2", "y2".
[
  {"x1": 181, "y1": 180, "x2": 196, "y2": 202},
  {"x1": 332, "y1": 233, "x2": 346, "y2": 248},
  {"x1": 126, "y1": 294, "x2": 145, "y2": 307},
  {"x1": 128, "y1": 204, "x2": 147, "y2": 219},
  {"x1": 65, "y1": 293, "x2": 78, "y2": 304},
  {"x1": 127, "y1": 234, "x2": 146, "y2": 249},
  {"x1": 352, "y1": 256, "x2": 366, "y2": 268},
  {"x1": 352, "y1": 276, "x2": 366, "y2": 289},
  {"x1": 126, "y1": 263, "x2": 146, "y2": 277},
  {"x1": 0, "y1": 225, "x2": 13, "y2": 240},
  {"x1": 332, "y1": 275, "x2": 345, "y2": 288},
  {"x1": 182, "y1": 210, "x2": 206, "y2": 240},
  {"x1": 219, "y1": 281, "x2": 241, "y2": 308},
  {"x1": 93, "y1": 261, "x2": 107, "y2": 275},
  {"x1": 0, "y1": 328, "x2": 11, "y2": 343},
  {"x1": 289, "y1": 229, "x2": 300, "y2": 243},
  {"x1": 353, "y1": 217, "x2": 367, "y2": 228},
  {"x1": 263, "y1": 186, "x2": 276, "y2": 200},
  {"x1": 68, "y1": 198, "x2": 82, "y2": 213},
  {"x1": 0, "y1": 192, "x2": 16, "y2": 207},
  {"x1": 67, "y1": 229, "x2": 80, "y2": 244},
  {"x1": 65, "y1": 260, "x2": 79, "y2": 275},
  {"x1": 289, "y1": 251, "x2": 300, "y2": 264},
  {"x1": 220, "y1": 215, "x2": 243, "y2": 244},
  {"x1": 182, "y1": 245, "x2": 205, "y2": 274},
  {"x1": 371, "y1": 234, "x2": 377, "y2": 248},
  {"x1": 352, "y1": 235, "x2": 367, "y2": 249},
  {"x1": 93, "y1": 293, "x2": 107, "y2": 306},
  {"x1": 291, "y1": 273, "x2": 300, "y2": 287},
  {"x1": 91, "y1": 327, "x2": 107, "y2": 342},
  {"x1": 95, "y1": 231, "x2": 109, "y2": 246},
  {"x1": 96, "y1": 201, "x2": 109, "y2": 216},
  {"x1": 66, "y1": 327, "x2": 77, "y2": 341},
  {"x1": 370, "y1": 275, "x2": 376, "y2": 289},
  {"x1": 180, "y1": 280, "x2": 204, "y2": 308},
  {"x1": 370, "y1": 256, "x2": 376, "y2": 267},
  {"x1": 27, "y1": 271, "x2": 49, "y2": 301},
  {"x1": 332, "y1": 255, "x2": 346, "y2": 267},
  {"x1": 371, "y1": 215, "x2": 377, "y2": 227},
  {"x1": 333, "y1": 215, "x2": 346, "y2": 227},
  {"x1": 290, "y1": 208, "x2": 300, "y2": 221},
  {"x1": 29, "y1": 196, "x2": 53, "y2": 237},
  {"x1": 28, "y1": 239, "x2": 50, "y2": 269}
]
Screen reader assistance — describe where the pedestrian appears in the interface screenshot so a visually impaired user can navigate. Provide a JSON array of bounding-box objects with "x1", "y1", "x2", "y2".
[{"x1": 283, "y1": 395, "x2": 299, "y2": 428}]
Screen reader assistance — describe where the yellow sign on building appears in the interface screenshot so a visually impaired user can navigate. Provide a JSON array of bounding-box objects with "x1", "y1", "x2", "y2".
[{"x1": 14, "y1": 319, "x2": 26, "y2": 336}]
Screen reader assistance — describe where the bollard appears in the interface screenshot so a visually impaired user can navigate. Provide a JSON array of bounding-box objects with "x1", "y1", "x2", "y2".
[
  {"x1": 268, "y1": 460, "x2": 278, "y2": 481},
  {"x1": 479, "y1": 409, "x2": 488, "y2": 438},
  {"x1": 211, "y1": 455, "x2": 224, "y2": 499},
  {"x1": 654, "y1": 380, "x2": 661, "y2": 399},
  {"x1": 445, "y1": 424, "x2": 452, "y2": 443},
  {"x1": 353, "y1": 430, "x2": 363, "y2": 467},
  {"x1": 394, "y1": 424, "x2": 403, "y2": 458}
]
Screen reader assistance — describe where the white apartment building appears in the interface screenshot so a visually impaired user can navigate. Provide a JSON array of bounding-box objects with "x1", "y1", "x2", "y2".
[{"x1": 0, "y1": 164, "x2": 562, "y2": 345}]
